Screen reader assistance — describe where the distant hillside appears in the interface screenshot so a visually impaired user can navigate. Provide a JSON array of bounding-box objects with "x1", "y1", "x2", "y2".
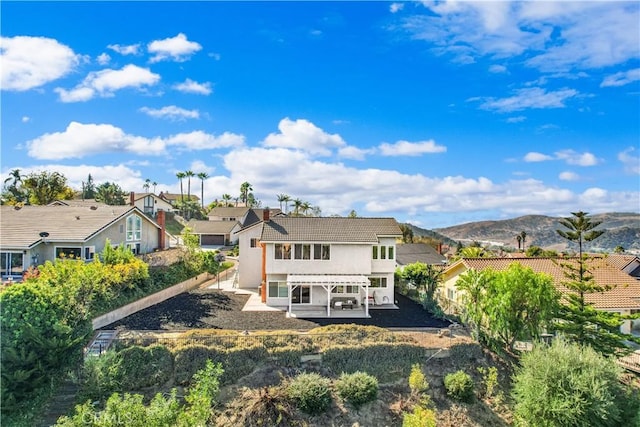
[
  {"x1": 404, "y1": 223, "x2": 459, "y2": 248},
  {"x1": 432, "y1": 212, "x2": 640, "y2": 253}
]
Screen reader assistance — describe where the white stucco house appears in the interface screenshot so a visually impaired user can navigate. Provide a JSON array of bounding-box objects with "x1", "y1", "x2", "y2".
[{"x1": 236, "y1": 210, "x2": 402, "y2": 317}]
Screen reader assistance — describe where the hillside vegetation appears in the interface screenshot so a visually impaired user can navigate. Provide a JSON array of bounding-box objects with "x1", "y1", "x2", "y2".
[{"x1": 431, "y1": 212, "x2": 640, "y2": 252}]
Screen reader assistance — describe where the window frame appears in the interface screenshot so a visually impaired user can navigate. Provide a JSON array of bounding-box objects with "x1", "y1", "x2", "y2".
[
  {"x1": 268, "y1": 281, "x2": 288, "y2": 298},
  {"x1": 126, "y1": 214, "x2": 142, "y2": 241},
  {"x1": 294, "y1": 243, "x2": 311, "y2": 260},
  {"x1": 55, "y1": 246, "x2": 82, "y2": 260},
  {"x1": 313, "y1": 244, "x2": 330, "y2": 260}
]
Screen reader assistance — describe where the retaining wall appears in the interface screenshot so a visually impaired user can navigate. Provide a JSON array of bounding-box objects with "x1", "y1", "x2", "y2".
[{"x1": 92, "y1": 273, "x2": 213, "y2": 330}]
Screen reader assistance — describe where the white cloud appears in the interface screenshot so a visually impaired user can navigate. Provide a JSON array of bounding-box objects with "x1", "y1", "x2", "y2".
[
  {"x1": 524, "y1": 152, "x2": 554, "y2": 162},
  {"x1": 378, "y1": 139, "x2": 446, "y2": 156},
  {"x1": 26, "y1": 122, "x2": 244, "y2": 160},
  {"x1": 139, "y1": 105, "x2": 200, "y2": 121},
  {"x1": 148, "y1": 33, "x2": 201, "y2": 63},
  {"x1": 96, "y1": 53, "x2": 111, "y2": 65},
  {"x1": 601, "y1": 68, "x2": 640, "y2": 88},
  {"x1": 208, "y1": 52, "x2": 221, "y2": 60},
  {"x1": 173, "y1": 78, "x2": 212, "y2": 95},
  {"x1": 107, "y1": 43, "x2": 141, "y2": 55},
  {"x1": 404, "y1": 2, "x2": 639, "y2": 73},
  {"x1": 477, "y1": 87, "x2": 579, "y2": 113},
  {"x1": 555, "y1": 150, "x2": 599, "y2": 166},
  {"x1": 338, "y1": 146, "x2": 373, "y2": 161},
  {"x1": 189, "y1": 160, "x2": 214, "y2": 175},
  {"x1": 1, "y1": 36, "x2": 79, "y2": 91},
  {"x1": 21, "y1": 116, "x2": 30, "y2": 123},
  {"x1": 55, "y1": 64, "x2": 160, "y2": 102},
  {"x1": 618, "y1": 147, "x2": 640, "y2": 175},
  {"x1": 506, "y1": 116, "x2": 526, "y2": 123},
  {"x1": 262, "y1": 118, "x2": 346, "y2": 156},
  {"x1": 489, "y1": 64, "x2": 507, "y2": 74},
  {"x1": 164, "y1": 130, "x2": 244, "y2": 150},
  {"x1": 559, "y1": 171, "x2": 580, "y2": 181},
  {"x1": 390, "y1": 3, "x2": 404, "y2": 13}
]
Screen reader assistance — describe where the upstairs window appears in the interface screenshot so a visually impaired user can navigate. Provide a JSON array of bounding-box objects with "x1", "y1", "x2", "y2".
[
  {"x1": 380, "y1": 246, "x2": 387, "y2": 260},
  {"x1": 294, "y1": 244, "x2": 311, "y2": 260},
  {"x1": 126, "y1": 214, "x2": 142, "y2": 241},
  {"x1": 275, "y1": 243, "x2": 292, "y2": 260},
  {"x1": 369, "y1": 277, "x2": 388, "y2": 288},
  {"x1": 250, "y1": 238, "x2": 260, "y2": 248},
  {"x1": 372, "y1": 246, "x2": 378, "y2": 260},
  {"x1": 388, "y1": 246, "x2": 394, "y2": 260},
  {"x1": 313, "y1": 244, "x2": 330, "y2": 260}
]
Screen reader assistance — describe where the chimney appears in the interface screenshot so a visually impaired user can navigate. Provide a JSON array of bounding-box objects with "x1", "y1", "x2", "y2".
[
  {"x1": 263, "y1": 208, "x2": 270, "y2": 222},
  {"x1": 129, "y1": 191, "x2": 135, "y2": 206},
  {"x1": 157, "y1": 210, "x2": 166, "y2": 249}
]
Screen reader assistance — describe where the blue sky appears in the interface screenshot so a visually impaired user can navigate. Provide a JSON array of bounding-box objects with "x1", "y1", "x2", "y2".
[{"x1": 2, "y1": 1, "x2": 639, "y2": 228}]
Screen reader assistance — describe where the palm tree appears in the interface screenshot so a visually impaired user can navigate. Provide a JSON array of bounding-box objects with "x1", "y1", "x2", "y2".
[
  {"x1": 516, "y1": 235, "x2": 522, "y2": 251},
  {"x1": 222, "y1": 193, "x2": 232, "y2": 207},
  {"x1": 301, "y1": 201, "x2": 311, "y2": 216},
  {"x1": 185, "y1": 170, "x2": 195, "y2": 201},
  {"x1": 176, "y1": 171, "x2": 186, "y2": 202},
  {"x1": 277, "y1": 193, "x2": 290, "y2": 214},
  {"x1": 292, "y1": 198, "x2": 303, "y2": 216},
  {"x1": 143, "y1": 178, "x2": 151, "y2": 192},
  {"x1": 4, "y1": 169, "x2": 22, "y2": 188},
  {"x1": 240, "y1": 181, "x2": 252, "y2": 205},
  {"x1": 520, "y1": 231, "x2": 527, "y2": 251},
  {"x1": 152, "y1": 181, "x2": 157, "y2": 194},
  {"x1": 197, "y1": 172, "x2": 209, "y2": 209}
]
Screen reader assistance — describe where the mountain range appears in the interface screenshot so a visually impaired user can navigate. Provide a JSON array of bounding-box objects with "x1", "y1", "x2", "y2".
[{"x1": 407, "y1": 212, "x2": 640, "y2": 253}]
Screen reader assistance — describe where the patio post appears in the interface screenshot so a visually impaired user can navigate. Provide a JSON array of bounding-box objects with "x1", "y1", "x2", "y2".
[
  {"x1": 288, "y1": 281, "x2": 292, "y2": 317},
  {"x1": 364, "y1": 281, "x2": 369, "y2": 317}
]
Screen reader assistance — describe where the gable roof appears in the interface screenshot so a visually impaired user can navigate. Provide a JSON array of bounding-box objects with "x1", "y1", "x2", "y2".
[
  {"x1": 605, "y1": 254, "x2": 640, "y2": 271},
  {"x1": 158, "y1": 192, "x2": 199, "y2": 202},
  {"x1": 208, "y1": 206, "x2": 250, "y2": 218},
  {"x1": 186, "y1": 219, "x2": 237, "y2": 234},
  {"x1": 260, "y1": 217, "x2": 402, "y2": 243},
  {"x1": 396, "y1": 243, "x2": 447, "y2": 266},
  {"x1": 446, "y1": 257, "x2": 640, "y2": 311},
  {"x1": 48, "y1": 199, "x2": 110, "y2": 208},
  {"x1": 1, "y1": 205, "x2": 156, "y2": 249}
]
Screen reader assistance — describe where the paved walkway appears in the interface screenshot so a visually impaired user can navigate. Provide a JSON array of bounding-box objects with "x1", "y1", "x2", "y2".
[{"x1": 205, "y1": 270, "x2": 284, "y2": 312}]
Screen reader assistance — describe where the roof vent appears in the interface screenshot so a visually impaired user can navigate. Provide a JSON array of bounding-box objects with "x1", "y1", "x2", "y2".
[
  {"x1": 75, "y1": 216, "x2": 80, "y2": 220},
  {"x1": 90, "y1": 205, "x2": 98, "y2": 210}
]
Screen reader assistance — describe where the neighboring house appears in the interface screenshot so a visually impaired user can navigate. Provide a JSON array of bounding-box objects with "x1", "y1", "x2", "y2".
[
  {"x1": 440, "y1": 257, "x2": 640, "y2": 333},
  {"x1": 606, "y1": 254, "x2": 640, "y2": 279},
  {"x1": 186, "y1": 219, "x2": 239, "y2": 246},
  {"x1": 48, "y1": 199, "x2": 110, "y2": 208},
  {"x1": 236, "y1": 210, "x2": 402, "y2": 317},
  {"x1": 158, "y1": 192, "x2": 199, "y2": 207},
  {"x1": 208, "y1": 207, "x2": 282, "y2": 225},
  {"x1": 396, "y1": 243, "x2": 447, "y2": 269},
  {"x1": 131, "y1": 192, "x2": 175, "y2": 216},
  {"x1": 0, "y1": 205, "x2": 168, "y2": 281}
]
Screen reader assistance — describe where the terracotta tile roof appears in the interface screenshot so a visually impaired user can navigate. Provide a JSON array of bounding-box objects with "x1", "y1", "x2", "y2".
[
  {"x1": 452, "y1": 257, "x2": 640, "y2": 311},
  {"x1": 208, "y1": 207, "x2": 250, "y2": 217},
  {"x1": 261, "y1": 217, "x2": 402, "y2": 243},
  {"x1": 605, "y1": 254, "x2": 639, "y2": 270},
  {"x1": 1, "y1": 205, "x2": 141, "y2": 249}
]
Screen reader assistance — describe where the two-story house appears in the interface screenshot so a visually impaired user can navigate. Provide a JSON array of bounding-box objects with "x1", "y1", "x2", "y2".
[{"x1": 237, "y1": 210, "x2": 402, "y2": 317}]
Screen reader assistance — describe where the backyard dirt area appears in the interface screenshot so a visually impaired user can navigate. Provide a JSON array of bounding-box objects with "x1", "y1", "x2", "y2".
[{"x1": 104, "y1": 289, "x2": 453, "y2": 332}]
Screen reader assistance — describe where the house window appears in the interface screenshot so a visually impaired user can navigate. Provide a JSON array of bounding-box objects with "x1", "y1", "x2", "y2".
[
  {"x1": 294, "y1": 244, "x2": 311, "y2": 260},
  {"x1": 275, "y1": 243, "x2": 291, "y2": 260},
  {"x1": 250, "y1": 238, "x2": 260, "y2": 248},
  {"x1": 447, "y1": 288, "x2": 455, "y2": 300},
  {"x1": 84, "y1": 246, "x2": 96, "y2": 261},
  {"x1": 313, "y1": 244, "x2": 330, "y2": 260},
  {"x1": 1, "y1": 252, "x2": 23, "y2": 277},
  {"x1": 126, "y1": 214, "x2": 142, "y2": 241},
  {"x1": 56, "y1": 247, "x2": 82, "y2": 259},
  {"x1": 268, "y1": 281, "x2": 288, "y2": 298},
  {"x1": 372, "y1": 246, "x2": 378, "y2": 260},
  {"x1": 143, "y1": 196, "x2": 154, "y2": 215},
  {"x1": 380, "y1": 246, "x2": 386, "y2": 260},
  {"x1": 369, "y1": 277, "x2": 387, "y2": 288},
  {"x1": 388, "y1": 246, "x2": 394, "y2": 260},
  {"x1": 127, "y1": 243, "x2": 141, "y2": 255},
  {"x1": 332, "y1": 285, "x2": 359, "y2": 294}
]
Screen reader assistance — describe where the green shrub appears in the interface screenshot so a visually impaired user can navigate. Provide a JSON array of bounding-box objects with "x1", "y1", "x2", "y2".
[
  {"x1": 402, "y1": 406, "x2": 436, "y2": 427},
  {"x1": 335, "y1": 371, "x2": 378, "y2": 407},
  {"x1": 477, "y1": 366, "x2": 498, "y2": 399},
  {"x1": 444, "y1": 370, "x2": 474, "y2": 403},
  {"x1": 79, "y1": 350, "x2": 124, "y2": 401},
  {"x1": 268, "y1": 345, "x2": 304, "y2": 367},
  {"x1": 286, "y1": 373, "x2": 332, "y2": 415},
  {"x1": 408, "y1": 364, "x2": 429, "y2": 394},
  {"x1": 222, "y1": 345, "x2": 267, "y2": 383},
  {"x1": 512, "y1": 339, "x2": 640, "y2": 427},
  {"x1": 174, "y1": 345, "x2": 222, "y2": 385},
  {"x1": 322, "y1": 343, "x2": 424, "y2": 382},
  {"x1": 117, "y1": 345, "x2": 173, "y2": 390}
]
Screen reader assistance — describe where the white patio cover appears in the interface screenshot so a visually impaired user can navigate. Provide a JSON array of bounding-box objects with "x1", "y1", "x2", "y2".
[{"x1": 286, "y1": 274, "x2": 370, "y2": 317}]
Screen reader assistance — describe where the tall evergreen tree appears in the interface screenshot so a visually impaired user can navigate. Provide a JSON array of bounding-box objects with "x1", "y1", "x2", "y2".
[{"x1": 555, "y1": 211, "x2": 637, "y2": 356}]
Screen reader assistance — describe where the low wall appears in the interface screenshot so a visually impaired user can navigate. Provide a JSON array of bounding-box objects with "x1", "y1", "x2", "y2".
[{"x1": 92, "y1": 273, "x2": 213, "y2": 330}]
